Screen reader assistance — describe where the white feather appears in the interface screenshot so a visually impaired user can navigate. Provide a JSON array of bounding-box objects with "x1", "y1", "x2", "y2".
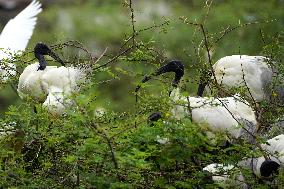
[
  {"x1": 205, "y1": 156, "x2": 278, "y2": 187},
  {"x1": 17, "y1": 63, "x2": 85, "y2": 115},
  {"x1": 237, "y1": 135, "x2": 284, "y2": 177},
  {"x1": 18, "y1": 63, "x2": 54, "y2": 101},
  {"x1": 0, "y1": 0, "x2": 42, "y2": 81},
  {"x1": 0, "y1": 0, "x2": 42, "y2": 57},
  {"x1": 42, "y1": 87, "x2": 73, "y2": 116},
  {"x1": 261, "y1": 134, "x2": 284, "y2": 164},
  {"x1": 41, "y1": 66, "x2": 84, "y2": 94},
  {"x1": 170, "y1": 88, "x2": 257, "y2": 139},
  {"x1": 213, "y1": 55, "x2": 273, "y2": 101}
]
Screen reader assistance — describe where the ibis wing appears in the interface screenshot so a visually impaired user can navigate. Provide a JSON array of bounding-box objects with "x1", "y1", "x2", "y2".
[{"x1": 0, "y1": 0, "x2": 42, "y2": 59}]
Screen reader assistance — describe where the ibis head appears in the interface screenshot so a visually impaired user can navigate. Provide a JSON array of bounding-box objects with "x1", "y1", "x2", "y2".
[{"x1": 34, "y1": 42, "x2": 65, "y2": 70}]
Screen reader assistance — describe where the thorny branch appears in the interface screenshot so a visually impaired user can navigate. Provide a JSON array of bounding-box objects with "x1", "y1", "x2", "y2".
[
  {"x1": 94, "y1": 45, "x2": 135, "y2": 70},
  {"x1": 120, "y1": 20, "x2": 170, "y2": 50},
  {"x1": 51, "y1": 40, "x2": 93, "y2": 61},
  {"x1": 93, "y1": 47, "x2": 108, "y2": 65},
  {"x1": 180, "y1": 17, "x2": 218, "y2": 87},
  {"x1": 202, "y1": 0, "x2": 213, "y2": 26},
  {"x1": 90, "y1": 123, "x2": 119, "y2": 169},
  {"x1": 239, "y1": 62, "x2": 265, "y2": 133},
  {"x1": 96, "y1": 4, "x2": 169, "y2": 70},
  {"x1": 129, "y1": 0, "x2": 136, "y2": 46},
  {"x1": 213, "y1": 19, "x2": 276, "y2": 44}
]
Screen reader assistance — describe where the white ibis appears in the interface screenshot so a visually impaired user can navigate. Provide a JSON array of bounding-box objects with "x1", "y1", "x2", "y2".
[
  {"x1": 202, "y1": 135, "x2": 284, "y2": 186},
  {"x1": 0, "y1": 0, "x2": 42, "y2": 81},
  {"x1": 261, "y1": 134, "x2": 284, "y2": 164},
  {"x1": 203, "y1": 158, "x2": 280, "y2": 188},
  {"x1": 175, "y1": 92, "x2": 257, "y2": 140},
  {"x1": 198, "y1": 55, "x2": 284, "y2": 102},
  {"x1": 136, "y1": 60, "x2": 257, "y2": 141},
  {"x1": 17, "y1": 43, "x2": 85, "y2": 115}
]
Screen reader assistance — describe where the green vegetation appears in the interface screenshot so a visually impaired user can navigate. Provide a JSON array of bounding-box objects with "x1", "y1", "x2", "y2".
[{"x1": 0, "y1": 0, "x2": 283, "y2": 188}]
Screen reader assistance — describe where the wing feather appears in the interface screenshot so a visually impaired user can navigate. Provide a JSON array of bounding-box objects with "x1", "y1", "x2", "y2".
[{"x1": 0, "y1": 0, "x2": 42, "y2": 59}]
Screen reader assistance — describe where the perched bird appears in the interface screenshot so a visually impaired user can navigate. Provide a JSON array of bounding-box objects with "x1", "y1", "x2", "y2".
[
  {"x1": 17, "y1": 43, "x2": 65, "y2": 101},
  {"x1": 136, "y1": 60, "x2": 257, "y2": 141},
  {"x1": 18, "y1": 43, "x2": 85, "y2": 115},
  {"x1": 261, "y1": 134, "x2": 284, "y2": 164},
  {"x1": 202, "y1": 135, "x2": 284, "y2": 186},
  {"x1": 198, "y1": 55, "x2": 283, "y2": 102},
  {"x1": 203, "y1": 158, "x2": 280, "y2": 188},
  {"x1": 175, "y1": 92, "x2": 257, "y2": 140},
  {"x1": 238, "y1": 157, "x2": 280, "y2": 179},
  {"x1": 0, "y1": 0, "x2": 42, "y2": 81}
]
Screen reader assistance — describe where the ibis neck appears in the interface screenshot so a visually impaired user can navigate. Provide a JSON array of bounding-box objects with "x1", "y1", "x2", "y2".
[
  {"x1": 37, "y1": 54, "x2": 47, "y2": 70},
  {"x1": 197, "y1": 83, "x2": 206, "y2": 97},
  {"x1": 155, "y1": 60, "x2": 184, "y2": 87},
  {"x1": 135, "y1": 60, "x2": 184, "y2": 93}
]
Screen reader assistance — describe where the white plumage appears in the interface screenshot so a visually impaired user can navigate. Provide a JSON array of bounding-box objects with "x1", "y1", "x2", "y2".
[
  {"x1": 0, "y1": 0, "x2": 42, "y2": 81},
  {"x1": 204, "y1": 135, "x2": 284, "y2": 183},
  {"x1": 212, "y1": 55, "x2": 273, "y2": 101},
  {"x1": 17, "y1": 63, "x2": 54, "y2": 101},
  {"x1": 171, "y1": 88, "x2": 257, "y2": 139},
  {"x1": 137, "y1": 60, "x2": 257, "y2": 140},
  {"x1": 18, "y1": 63, "x2": 85, "y2": 115},
  {"x1": 203, "y1": 157, "x2": 279, "y2": 188},
  {"x1": 43, "y1": 87, "x2": 72, "y2": 116},
  {"x1": 41, "y1": 65, "x2": 84, "y2": 115},
  {"x1": 261, "y1": 134, "x2": 284, "y2": 164},
  {"x1": 238, "y1": 156, "x2": 279, "y2": 178},
  {"x1": 241, "y1": 134, "x2": 284, "y2": 178}
]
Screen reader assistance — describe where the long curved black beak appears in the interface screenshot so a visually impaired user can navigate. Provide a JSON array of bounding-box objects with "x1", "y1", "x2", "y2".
[
  {"x1": 34, "y1": 42, "x2": 65, "y2": 71},
  {"x1": 135, "y1": 60, "x2": 184, "y2": 92},
  {"x1": 48, "y1": 50, "x2": 65, "y2": 67}
]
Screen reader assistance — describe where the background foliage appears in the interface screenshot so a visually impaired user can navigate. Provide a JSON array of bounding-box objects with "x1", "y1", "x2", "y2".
[
  {"x1": 0, "y1": 0, "x2": 283, "y2": 188},
  {"x1": 0, "y1": 0, "x2": 283, "y2": 114}
]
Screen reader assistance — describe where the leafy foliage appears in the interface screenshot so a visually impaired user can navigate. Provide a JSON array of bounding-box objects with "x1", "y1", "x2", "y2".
[{"x1": 0, "y1": 0, "x2": 284, "y2": 188}]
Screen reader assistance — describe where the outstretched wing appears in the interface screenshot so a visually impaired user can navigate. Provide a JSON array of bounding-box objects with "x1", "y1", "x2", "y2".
[{"x1": 0, "y1": 0, "x2": 42, "y2": 59}]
